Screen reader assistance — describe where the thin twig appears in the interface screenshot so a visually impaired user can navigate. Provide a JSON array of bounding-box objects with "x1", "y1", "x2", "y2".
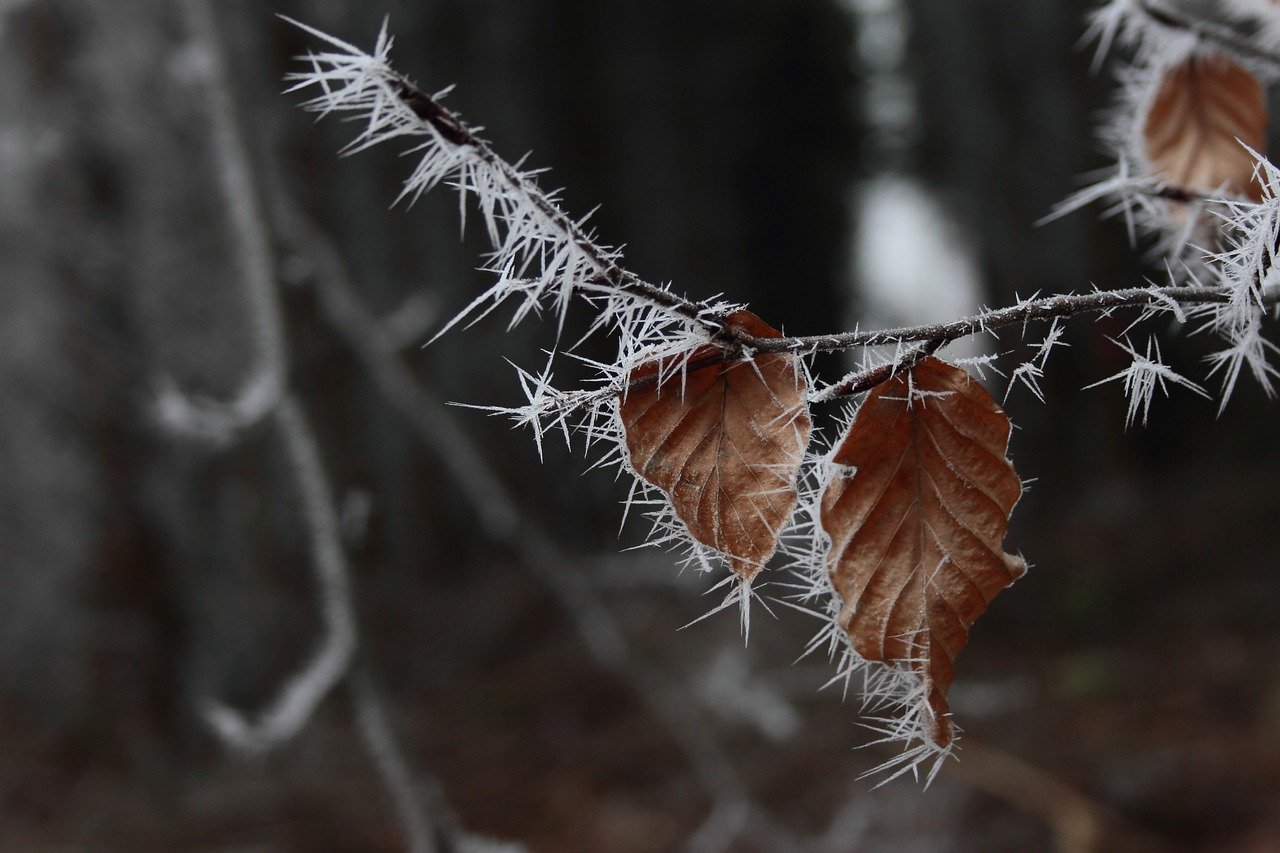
[
  {"x1": 522, "y1": 283, "x2": 1277, "y2": 416},
  {"x1": 178, "y1": 7, "x2": 477, "y2": 847},
  {"x1": 348, "y1": 666, "x2": 442, "y2": 850},
  {"x1": 1137, "y1": 0, "x2": 1280, "y2": 68},
  {"x1": 204, "y1": 394, "x2": 358, "y2": 752},
  {"x1": 162, "y1": 0, "x2": 285, "y2": 441},
  {"x1": 814, "y1": 340, "x2": 944, "y2": 403},
  {"x1": 757, "y1": 285, "x2": 1275, "y2": 356},
  {"x1": 350, "y1": 51, "x2": 720, "y2": 336},
  {"x1": 178, "y1": 0, "x2": 357, "y2": 755}
]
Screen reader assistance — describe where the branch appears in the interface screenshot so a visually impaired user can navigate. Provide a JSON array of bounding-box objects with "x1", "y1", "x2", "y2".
[
  {"x1": 160, "y1": 0, "x2": 285, "y2": 443},
  {"x1": 759, "y1": 284, "x2": 1276, "y2": 356},
  {"x1": 203, "y1": 395, "x2": 357, "y2": 752},
  {"x1": 171, "y1": 0, "x2": 355, "y2": 753},
  {"x1": 348, "y1": 669, "x2": 520, "y2": 853},
  {"x1": 174, "y1": 9, "x2": 491, "y2": 848},
  {"x1": 282, "y1": 16, "x2": 1280, "y2": 422},
  {"x1": 282, "y1": 17, "x2": 725, "y2": 341},
  {"x1": 1136, "y1": 0, "x2": 1280, "y2": 69},
  {"x1": 520, "y1": 283, "x2": 1277, "y2": 419}
]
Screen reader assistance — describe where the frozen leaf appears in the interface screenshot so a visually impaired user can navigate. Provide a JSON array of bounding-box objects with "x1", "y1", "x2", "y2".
[
  {"x1": 1142, "y1": 53, "x2": 1268, "y2": 201},
  {"x1": 820, "y1": 357, "x2": 1024, "y2": 748},
  {"x1": 619, "y1": 310, "x2": 811, "y2": 582}
]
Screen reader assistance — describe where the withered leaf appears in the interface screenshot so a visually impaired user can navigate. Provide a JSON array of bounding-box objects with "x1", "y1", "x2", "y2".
[
  {"x1": 620, "y1": 310, "x2": 811, "y2": 582},
  {"x1": 820, "y1": 357, "x2": 1024, "y2": 747},
  {"x1": 1143, "y1": 52, "x2": 1268, "y2": 201}
]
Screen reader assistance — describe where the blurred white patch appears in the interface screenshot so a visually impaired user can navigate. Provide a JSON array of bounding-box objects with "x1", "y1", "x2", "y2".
[{"x1": 854, "y1": 176, "x2": 984, "y2": 360}]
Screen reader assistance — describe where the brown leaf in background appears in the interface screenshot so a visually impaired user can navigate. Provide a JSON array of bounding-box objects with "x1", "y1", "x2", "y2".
[
  {"x1": 1143, "y1": 53, "x2": 1268, "y2": 200},
  {"x1": 620, "y1": 310, "x2": 811, "y2": 582},
  {"x1": 820, "y1": 357, "x2": 1024, "y2": 747}
]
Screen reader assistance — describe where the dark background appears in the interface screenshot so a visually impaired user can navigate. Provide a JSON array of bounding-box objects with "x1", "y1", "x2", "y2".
[{"x1": 2, "y1": 0, "x2": 1278, "y2": 849}]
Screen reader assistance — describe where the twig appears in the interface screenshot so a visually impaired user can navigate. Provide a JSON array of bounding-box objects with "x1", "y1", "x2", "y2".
[
  {"x1": 162, "y1": 0, "x2": 285, "y2": 442},
  {"x1": 813, "y1": 340, "x2": 944, "y2": 403},
  {"x1": 178, "y1": 6, "x2": 481, "y2": 848},
  {"x1": 757, "y1": 285, "x2": 1277, "y2": 356},
  {"x1": 283, "y1": 16, "x2": 721, "y2": 339},
  {"x1": 175, "y1": 0, "x2": 356, "y2": 755},
  {"x1": 518, "y1": 283, "x2": 1277, "y2": 417},
  {"x1": 203, "y1": 395, "x2": 358, "y2": 752},
  {"x1": 284, "y1": 19, "x2": 1280, "y2": 377},
  {"x1": 1136, "y1": 0, "x2": 1280, "y2": 69},
  {"x1": 350, "y1": 668, "x2": 453, "y2": 853}
]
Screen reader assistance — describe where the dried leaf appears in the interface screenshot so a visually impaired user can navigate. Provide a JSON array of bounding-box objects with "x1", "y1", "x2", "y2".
[
  {"x1": 620, "y1": 310, "x2": 811, "y2": 582},
  {"x1": 1143, "y1": 53, "x2": 1268, "y2": 200},
  {"x1": 820, "y1": 357, "x2": 1025, "y2": 747}
]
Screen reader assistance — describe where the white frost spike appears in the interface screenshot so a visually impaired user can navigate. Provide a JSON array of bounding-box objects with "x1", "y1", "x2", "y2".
[
  {"x1": 1085, "y1": 336, "x2": 1210, "y2": 426},
  {"x1": 1205, "y1": 313, "x2": 1280, "y2": 410}
]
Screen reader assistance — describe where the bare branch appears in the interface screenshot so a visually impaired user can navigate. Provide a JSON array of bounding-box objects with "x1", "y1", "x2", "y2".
[
  {"x1": 348, "y1": 669, "x2": 519, "y2": 853},
  {"x1": 161, "y1": 0, "x2": 285, "y2": 443},
  {"x1": 203, "y1": 395, "x2": 357, "y2": 753}
]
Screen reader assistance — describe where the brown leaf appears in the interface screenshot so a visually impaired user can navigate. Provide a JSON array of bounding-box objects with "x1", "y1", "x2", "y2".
[
  {"x1": 620, "y1": 310, "x2": 811, "y2": 582},
  {"x1": 820, "y1": 357, "x2": 1025, "y2": 747},
  {"x1": 1143, "y1": 53, "x2": 1268, "y2": 201}
]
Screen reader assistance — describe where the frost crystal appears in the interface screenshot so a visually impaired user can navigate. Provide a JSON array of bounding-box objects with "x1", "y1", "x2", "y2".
[{"x1": 1085, "y1": 336, "x2": 1209, "y2": 426}]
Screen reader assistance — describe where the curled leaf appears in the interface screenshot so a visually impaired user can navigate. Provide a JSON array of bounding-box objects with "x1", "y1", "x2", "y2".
[
  {"x1": 620, "y1": 310, "x2": 811, "y2": 582},
  {"x1": 820, "y1": 357, "x2": 1024, "y2": 747},
  {"x1": 1142, "y1": 52, "x2": 1268, "y2": 200}
]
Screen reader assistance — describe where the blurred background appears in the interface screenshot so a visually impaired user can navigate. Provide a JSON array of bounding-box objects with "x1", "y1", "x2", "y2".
[{"x1": 2, "y1": 0, "x2": 1279, "y2": 849}]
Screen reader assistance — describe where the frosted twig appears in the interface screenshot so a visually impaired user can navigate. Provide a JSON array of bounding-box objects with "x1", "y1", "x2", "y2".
[
  {"x1": 173, "y1": 11, "x2": 472, "y2": 848},
  {"x1": 770, "y1": 284, "x2": 1278, "y2": 356},
  {"x1": 159, "y1": 0, "x2": 285, "y2": 443},
  {"x1": 203, "y1": 395, "x2": 357, "y2": 752},
  {"x1": 1136, "y1": 0, "x2": 1280, "y2": 68},
  {"x1": 350, "y1": 669, "x2": 525, "y2": 852},
  {"x1": 170, "y1": 0, "x2": 356, "y2": 753},
  {"x1": 281, "y1": 16, "x2": 722, "y2": 341}
]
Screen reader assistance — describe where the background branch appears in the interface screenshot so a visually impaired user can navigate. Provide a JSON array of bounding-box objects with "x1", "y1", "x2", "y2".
[
  {"x1": 202, "y1": 395, "x2": 357, "y2": 752},
  {"x1": 160, "y1": 0, "x2": 286, "y2": 442}
]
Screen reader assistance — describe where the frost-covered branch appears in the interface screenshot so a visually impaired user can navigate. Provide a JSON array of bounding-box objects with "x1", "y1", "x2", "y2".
[
  {"x1": 204, "y1": 394, "x2": 357, "y2": 752},
  {"x1": 811, "y1": 282, "x2": 1279, "y2": 400},
  {"x1": 168, "y1": 6, "x2": 486, "y2": 847},
  {"x1": 282, "y1": 15, "x2": 1280, "y2": 442},
  {"x1": 1134, "y1": 0, "x2": 1280, "y2": 67},
  {"x1": 159, "y1": 0, "x2": 285, "y2": 443},
  {"x1": 348, "y1": 669, "x2": 518, "y2": 853},
  {"x1": 282, "y1": 17, "x2": 729, "y2": 345},
  {"x1": 167, "y1": 0, "x2": 356, "y2": 754}
]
